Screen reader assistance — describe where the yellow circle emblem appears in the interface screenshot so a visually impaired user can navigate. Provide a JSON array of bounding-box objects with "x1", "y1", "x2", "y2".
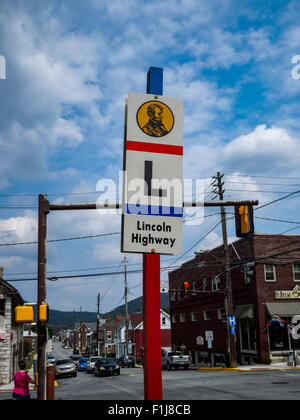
[{"x1": 136, "y1": 101, "x2": 174, "y2": 138}]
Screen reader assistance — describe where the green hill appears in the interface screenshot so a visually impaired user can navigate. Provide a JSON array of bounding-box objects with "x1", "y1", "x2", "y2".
[{"x1": 49, "y1": 293, "x2": 170, "y2": 328}]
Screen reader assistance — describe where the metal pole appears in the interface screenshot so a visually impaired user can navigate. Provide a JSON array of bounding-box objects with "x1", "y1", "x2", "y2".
[
  {"x1": 124, "y1": 257, "x2": 129, "y2": 356},
  {"x1": 80, "y1": 306, "x2": 82, "y2": 355},
  {"x1": 143, "y1": 67, "x2": 163, "y2": 400},
  {"x1": 143, "y1": 252, "x2": 162, "y2": 400},
  {"x1": 48, "y1": 200, "x2": 258, "y2": 212},
  {"x1": 37, "y1": 194, "x2": 49, "y2": 400},
  {"x1": 96, "y1": 293, "x2": 100, "y2": 355}
]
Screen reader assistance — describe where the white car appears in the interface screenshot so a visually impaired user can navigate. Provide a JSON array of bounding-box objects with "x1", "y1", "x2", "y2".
[{"x1": 86, "y1": 356, "x2": 103, "y2": 374}]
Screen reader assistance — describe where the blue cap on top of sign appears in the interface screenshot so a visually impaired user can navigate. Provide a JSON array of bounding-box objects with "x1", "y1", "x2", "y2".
[{"x1": 147, "y1": 67, "x2": 163, "y2": 96}]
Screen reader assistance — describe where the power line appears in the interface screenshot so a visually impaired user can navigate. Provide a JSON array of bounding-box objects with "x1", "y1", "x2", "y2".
[
  {"x1": 224, "y1": 174, "x2": 300, "y2": 180},
  {"x1": 0, "y1": 231, "x2": 121, "y2": 247},
  {"x1": 255, "y1": 189, "x2": 300, "y2": 211},
  {"x1": 4, "y1": 242, "x2": 300, "y2": 283}
]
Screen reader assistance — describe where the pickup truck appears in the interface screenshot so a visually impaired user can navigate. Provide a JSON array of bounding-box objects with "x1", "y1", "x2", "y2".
[{"x1": 161, "y1": 349, "x2": 189, "y2": 370}]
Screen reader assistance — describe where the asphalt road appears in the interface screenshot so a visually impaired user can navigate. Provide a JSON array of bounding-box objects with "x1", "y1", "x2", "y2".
[
  {"x1": 50, "y1": 342, "x2": 300, "y2": 401},
  {"x1": 2, "y1": 341, "x2": 300, "y2": 401}
]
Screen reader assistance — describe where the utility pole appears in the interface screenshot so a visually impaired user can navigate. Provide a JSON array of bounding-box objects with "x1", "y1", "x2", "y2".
[
  {"x1": 37, "y1": 194, "x2": 49, "y2": 401},
  {"x1": 80, "y1": 306, "x2": 82, "y2": 355},
  {"x1": 123, "y1": 257, "x2": 129, "y2": 356},
  {"x1": 212, "y1": 172, "x2": 237, "y2": 368},
  {"x1": 96, "y1": 293, "x2": 100, "y2": 356}
]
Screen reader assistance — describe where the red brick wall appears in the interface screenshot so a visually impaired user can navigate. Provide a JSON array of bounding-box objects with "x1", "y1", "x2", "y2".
[{"x1": 169, "y1": 234, "x2": 300, "y2": 363}]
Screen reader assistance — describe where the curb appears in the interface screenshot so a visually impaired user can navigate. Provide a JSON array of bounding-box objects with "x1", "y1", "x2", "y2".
[{"x1": 197, "y1": 366, "x2": 300, "y2": 372}]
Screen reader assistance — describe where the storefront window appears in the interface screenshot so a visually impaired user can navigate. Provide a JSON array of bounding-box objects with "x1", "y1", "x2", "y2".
[
  {"x1": 269, "y1": 323, "x2": 288, "y2": 351},
  {"x1": 240, "y1": 318, "x2": 256, "y2": 351}
]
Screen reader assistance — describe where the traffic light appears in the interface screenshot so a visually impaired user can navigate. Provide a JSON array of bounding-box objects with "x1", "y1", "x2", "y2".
[
  {"x1": 39, "y1": 304, "x2": 49, "y2": 323},
  {"x1": 184, "y1": 281, "x2": 190, "y2": 295},
  {"x1": 235, "y1": 205, "x2": 254, "y2": 238},
  {"x1": 15, "y1": 306, "x2": 34, "y2": 323}
]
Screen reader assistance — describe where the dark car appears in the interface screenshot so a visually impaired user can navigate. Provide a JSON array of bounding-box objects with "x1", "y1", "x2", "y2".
[
  {"x1": 117, "y1": 355, "x2": 135, "y2": 368},
  {"x1": 94, "y1": 358, "x2": 120, "y2": 377}
]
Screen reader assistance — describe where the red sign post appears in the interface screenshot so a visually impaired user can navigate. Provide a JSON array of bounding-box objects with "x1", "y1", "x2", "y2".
[
  {"x1": 143, "y1": 67, "x2": 163, "y2": 400},
  {"x1": 143, "y1": 252, "x2": 162, "y2": 400}
]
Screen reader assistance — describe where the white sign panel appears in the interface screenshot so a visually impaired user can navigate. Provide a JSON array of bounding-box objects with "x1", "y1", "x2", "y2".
[
  {"x1": 205, "y1": 331, "x2": 214, "y2": 341},
  {"x1": 196, "y1": 336, "x2": 204, "y2": 345},
  {"x1": 122, "y1": 92, "x2": 183, "y2": 255}
]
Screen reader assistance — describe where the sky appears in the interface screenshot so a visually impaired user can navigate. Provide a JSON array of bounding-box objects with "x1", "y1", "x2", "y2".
[{"x1": 0, "y1": 0, "x2": 300, "y2": 314}]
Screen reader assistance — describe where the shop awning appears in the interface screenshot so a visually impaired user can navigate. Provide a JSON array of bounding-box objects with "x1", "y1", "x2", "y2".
[
  {"x1": 234, "y1": 304, "x2": 254, "y2": 318},
  {"x1": 265, "y1": 302, "x2": 300, "y2": 317}
]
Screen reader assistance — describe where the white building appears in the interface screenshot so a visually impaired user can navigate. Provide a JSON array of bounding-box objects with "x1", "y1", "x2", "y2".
[{"x1": 0, "y1": 269, "x2": 25, "y2": 385}]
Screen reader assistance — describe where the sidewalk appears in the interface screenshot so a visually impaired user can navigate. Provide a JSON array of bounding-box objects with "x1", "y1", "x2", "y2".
[{"x1": 197, "y1": 362, "x2": 300, "y2": 372}]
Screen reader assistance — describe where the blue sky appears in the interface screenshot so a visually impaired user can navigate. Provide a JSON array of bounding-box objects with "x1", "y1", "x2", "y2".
[{"x1": 0, "y1": 0, "x2": 300, "y2": 313}]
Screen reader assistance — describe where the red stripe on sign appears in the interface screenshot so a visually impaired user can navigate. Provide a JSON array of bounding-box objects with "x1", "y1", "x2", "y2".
[{"x1": 126, "y1": 140, "x2": 183, "y2": 156}]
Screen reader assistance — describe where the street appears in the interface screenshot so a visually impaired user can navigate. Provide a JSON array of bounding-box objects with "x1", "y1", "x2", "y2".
[
  {"x1": 34, "y1": 342, "x2": 300, "y2": 400},
  {"x1": 1, "y1": 340, "x2": 300, "y2": 401}
]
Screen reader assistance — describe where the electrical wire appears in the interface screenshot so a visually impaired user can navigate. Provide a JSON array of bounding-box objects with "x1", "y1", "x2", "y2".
[{"x1": 0, "y1": 231, "x2": 121, "y2": 247}]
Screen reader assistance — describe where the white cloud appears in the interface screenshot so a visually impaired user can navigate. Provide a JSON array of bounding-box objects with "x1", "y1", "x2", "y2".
[{"x1": 222, "y1": 124, "x2": 300, "y2": 174}]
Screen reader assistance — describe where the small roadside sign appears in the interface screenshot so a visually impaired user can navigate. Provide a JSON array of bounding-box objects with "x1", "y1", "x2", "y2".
[
  {"x1": 205, "y1": 331, "x2": 213, "y2": 341},
  {"x1": 228, "y1": 316, "x2": 236, "y2": 327},
  {"x1": 196, "y1": 336, "x2": 204, "y2": 346}
]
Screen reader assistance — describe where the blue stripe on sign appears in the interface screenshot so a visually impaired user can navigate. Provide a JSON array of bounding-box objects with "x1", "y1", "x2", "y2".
[{"x1": 125, "y1": 204, "x2": 183, "y2": 217}]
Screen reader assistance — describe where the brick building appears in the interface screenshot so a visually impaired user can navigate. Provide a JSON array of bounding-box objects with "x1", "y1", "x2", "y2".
[{"x1": 169, "y1": 234, "x2": 300, "y2": 366}]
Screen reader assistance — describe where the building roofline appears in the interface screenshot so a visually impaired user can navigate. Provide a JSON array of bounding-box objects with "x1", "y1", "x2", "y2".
[{"x1": 168, "y1": 233, "x2": 300, "y2": 274}]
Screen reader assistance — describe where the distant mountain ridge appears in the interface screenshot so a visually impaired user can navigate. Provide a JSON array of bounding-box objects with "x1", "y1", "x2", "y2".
[{"x1": 49, "y1": 293, "x2": 170, "y2": 327}]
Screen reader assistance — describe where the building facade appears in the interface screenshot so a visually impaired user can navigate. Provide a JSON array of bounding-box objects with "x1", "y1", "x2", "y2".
[
  {"x1": 169, "y1": 234, "x2": 300, "y2": 366},
  {"x1": 130, "y1": 310, "x2": 171, "y2": 360},
  {"x1": 0, "y1": 270, "x2": 24, "y2": 384}
]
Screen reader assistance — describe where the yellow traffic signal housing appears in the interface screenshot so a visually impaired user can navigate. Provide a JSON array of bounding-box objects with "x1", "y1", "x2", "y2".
[
  {"x1": 184, "y1": 281, "x2": 190, "y2": 295},
  {"x1": 15, "y1": 306, "x2": 34, "y2": 323},
  {"x1": 239, "y1": 206, "x2": 249, "y2": 234},
  {"x1": 39, "y1": 304, "x2": 49, "y2": 323},
  {"x1": 235, "y1": 205, "x2": 254, "y2": 238}
]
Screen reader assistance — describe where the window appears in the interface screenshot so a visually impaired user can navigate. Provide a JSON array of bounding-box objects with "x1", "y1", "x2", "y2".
[
  {"x1": 106, "y1": 330, "x2": 112, "y2": 341},
  {"x1": 162, "y1": 317, "x2": 166, "y2": 326},
  {"x1": 293, "y1": 264, "x2": 300, "y2": 282},
  {"x1": 191, "y1": 312, "x2": 198, "y2": 322},
  {"x1": 179, "y1": 313, "x2": 185, "y2": 323},
  {"x1": 240, "y1": 319, "x2": 257, "y2": 351},
  {"x1": 177, "y1": 287, "x2": 182, "y2": 301},
  {"x1": 0, "y1": 299, "x2": 5, "y2": 317},
  {"x1": 203, "y1": 278, "x2": 207, "y2": 292},
  {"x1": 171, "y1": 291, "x2": 177, "y2": 301},
  {"x1": 212, "y1": 276, "x2": 221, "y2": 291},
  {"x1": 172, "y1": 314, "x2": 176, "y2": 323},
  {"x1": 265, "y1": 264, "x2": 276, "y2": 282},
  {"x1": 203, "y1": 311, "x2": 211, "y2": 321},
  {"x1": 217, "y1": 308, "x2": 226, "y2": 320}
]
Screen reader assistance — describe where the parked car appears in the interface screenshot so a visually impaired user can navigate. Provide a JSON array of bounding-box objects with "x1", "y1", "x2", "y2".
[
  {"x1": 55, "y1": 359, "x2": 77, "y2": 378},
  {"x1": 47, "y1": 354, "x2": 56, "y2": 366},
  {"x1": 78, "y1": 357, "x2": 88, "y2": 372},
  {"x1": 94, "y1": 358, "x2": 120, "y2": 377},
  {"x1": 86, "y1": 356, "x2": 103, "y2": 374},
  {"x1": 161, "y1": 349, "x2": 189, "y2": 370},
  {"x1": 117, "y1": 355, "x2": 135, "y2": 368}
]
